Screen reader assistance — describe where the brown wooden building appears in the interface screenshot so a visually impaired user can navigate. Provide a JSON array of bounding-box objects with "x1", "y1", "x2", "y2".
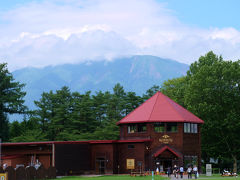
[{"x1": 1, "y1": 92, "x2": 204, "y2": 175}]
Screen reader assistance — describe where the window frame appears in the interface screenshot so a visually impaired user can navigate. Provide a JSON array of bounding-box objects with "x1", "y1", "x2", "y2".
[
  {"x1": 166, "y1": 122, "x2": 178, "y2": 133},
  {"x1": 184, "y1": 123, "x2": 198, "y2": 134},
  {"x1": 137, "y1": 123, "x2": 147, "y2": 133},
  {"x1": 128, "y1": 124, "x2": 137, "y2": 133},
  {"x1": 154, "y1": 122, "x2": 165, "y2": 133}
]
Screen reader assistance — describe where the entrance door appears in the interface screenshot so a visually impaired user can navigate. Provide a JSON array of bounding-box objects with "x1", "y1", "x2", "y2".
[
  {"x1": 155, "y1": 158, "x2": 173, "y2": 172},
  {"x1": 153, "y1": 146, "x2": 180, "y2": 172},
  {"x1": 96, "y1": 158, "x2": 105, "y2": 174},
  {"x1": 162, "y1": 159, "x2": 172, "y2": 172}
]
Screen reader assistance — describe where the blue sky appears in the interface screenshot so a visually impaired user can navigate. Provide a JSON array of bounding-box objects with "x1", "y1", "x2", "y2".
[
  {"x1": 0, "y1": 0, "x2": 239, "y2": 70},
  {"x1": 1, "y1": 0, "x2": 239, "y2": 29},
  {"x1": 158, "y1": 0, "x2": 240, "y2": 30}
]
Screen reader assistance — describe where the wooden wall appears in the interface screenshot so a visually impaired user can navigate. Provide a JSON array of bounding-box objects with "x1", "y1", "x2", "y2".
[
  {"x1": 117, "y1": 142, "x2": 146, "y2": 174},
  {"x1": 2, "y1": 145, "x2": 52, "y2": 168},
  {"x1": 91, "y1": 144, "x2": 114, "y2": 174},
  {"x1": 55, "y1": 144, "x2": 91, "y2": 175},
  {"x1": 119, "y1": 122, "x2": 202, "y2": 170}
]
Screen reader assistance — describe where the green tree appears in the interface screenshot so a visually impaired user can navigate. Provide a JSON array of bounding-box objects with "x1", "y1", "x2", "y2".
[
  {"x1": 184, "y1": 52, "x2": 240, "y2": 172},
  {"x1": 109, "y1": 83, "x2": 126, "y2": 120},
  {"x1": 143, "y1": 85, "x2": 161, "y2": 100},
  {"x1": 10, "y1": 129, "x2": 47, "y2": 142},
  {"x1": 161, "y1": 77, "x2": 187, "y2": 106},
  {"x1": 161, "y1": 51, "x2": 240, "y2": 172},
  {"x1": 124, "y1": 92, "x2": 143, "y2": 115},
  {"x1": 33, "y1": 87, "x2": 98, "y2": 141},
  {"x1": 50, "y1": 86, "x2": 73, "y2": 140},
  {"x1": 11, "y1": 83, "x2": 144, "y2": 142},
  {"x1": 9, "y1": 121, "x2": 22, "y2": 139},
  {"x1": 34, "y1": 86, "x2": 75, "y2": 140},
  {"x1": 34, "y1": 91, "x2": 56, "y2": 139},
  {"x1": 0, "y1": 63, "x2": 26, "y2": 141},
  {"x1": 92, "y1": 91, "x2": 108, "y2": 127},
  {"x1": 92, "y1": 84, "x2": 126, "y2": 140},
  {"x1": 71, "y1": 91, "x2": 97, "y2": 138}
]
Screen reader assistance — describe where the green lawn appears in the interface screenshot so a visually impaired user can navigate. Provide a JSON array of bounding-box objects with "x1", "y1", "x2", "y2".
[
  {"x1": 51, "y1": 174, "x2": 240, "y2": 180},
  {"x1": 199, "y1": 174, "x2": 240, "y2": 179},
  {"x1": 50, "y1": 175, "x2": 168, "y2": 180}
]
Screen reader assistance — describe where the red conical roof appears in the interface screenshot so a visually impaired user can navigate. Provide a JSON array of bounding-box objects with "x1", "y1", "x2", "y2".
[{"x1": 117, "y1": 92, "x2": 204, "y2": 125}]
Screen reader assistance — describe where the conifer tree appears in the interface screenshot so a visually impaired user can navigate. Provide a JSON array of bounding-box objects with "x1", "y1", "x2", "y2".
[{"x1": 0, "y1": 63, "x2": 26, "y2": 141}]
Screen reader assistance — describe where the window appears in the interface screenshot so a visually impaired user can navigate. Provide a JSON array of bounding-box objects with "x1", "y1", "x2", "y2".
[
  {"x1": 154, "y1": 123, "x2": 165, "y2": 132},
  {"x1": 184, "y1": 123, "x2": 198, "y2": 133},
  {"x1": 138, "y1": 124, "x2": 147, "y2": 132},
  {"x1": 154, "y1": 123, "x2": 178, "y2": 132},
  {"x1": 128, "y1": 124, "x2": 147, "y2": 133},
  {"x1": 128, "y1": 124, "x2": 137, "y2": 133},
  {"x1": 191, "y1": 124, "x2": 194, "y2": 133},
  {"x1": 128, "y1": 144, "x2": 135, "y2": 149},
  {"x1": 166, "y1": 123, "x2": 178, "y2": 132},
  {"x1": 193, "y1": 124, "x2": 198, "y2": 133},
  {"x1": 184, "y1": 123, "x2": 190, "y2": 133}
]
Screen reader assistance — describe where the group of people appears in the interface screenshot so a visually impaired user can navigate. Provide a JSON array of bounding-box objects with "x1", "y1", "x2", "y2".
[
  {"x1": 166, "y1": 165, "x2": 198, "y2": 179},
  {"x1": 187, "y1": 165, "x2": 198, "y2": 179},
  {"x1": 222, "y1": 169, "x2": 237, "y2": 177}
]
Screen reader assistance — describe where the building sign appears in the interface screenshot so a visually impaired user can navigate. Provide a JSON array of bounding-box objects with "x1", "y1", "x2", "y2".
[
  {"x1": 0, "y1": 173, "x2": 7, "y2": 180},
  {"x1": 206, "y1": 164, "x2": 212, "y2": 176},
  {"x1": 126, "y1": 159, "x2": 135, "y2": 169},
  {"x1": 159, "y1": 135, "x2": 173, "y2": 144}
]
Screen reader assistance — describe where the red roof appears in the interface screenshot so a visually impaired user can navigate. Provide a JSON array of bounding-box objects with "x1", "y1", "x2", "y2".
[
  {"x1": 117, "y1": 91, "x2": 204, "y2": 125},
  {"x1": 2, "y1": 139, "x2": 151, "y2": 146},
  {"x1": 154, "y1": 145, "x2": 181, "y2": 158}
]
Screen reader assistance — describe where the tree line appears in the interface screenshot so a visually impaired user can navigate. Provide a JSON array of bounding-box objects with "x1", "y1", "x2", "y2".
[
  {"x1": 1, "y1": 51, "x2": 240, "y2": 171},
  {"x1": 10, "y1": 84, "x2": 155, "y2": 142}
]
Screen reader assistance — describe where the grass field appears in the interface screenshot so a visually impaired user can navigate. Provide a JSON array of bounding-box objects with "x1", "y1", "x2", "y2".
[
  {"x1": 50, "y1": 175, "x2": 168, "y2": 180},
  {"x1": 50, "y1": 174, "x2": 240, "y2": 180}
]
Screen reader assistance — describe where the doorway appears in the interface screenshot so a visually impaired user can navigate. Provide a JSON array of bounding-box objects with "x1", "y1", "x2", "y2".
[
  {"x1": 96, "y1": 158, "x2": 105, "y2": 174},
  {"x1": 161, "y1": 159, "x2": 172, "y2": 172},
  {"x1": 155, "y1": 159, "x2": 173, "y2": 172}
]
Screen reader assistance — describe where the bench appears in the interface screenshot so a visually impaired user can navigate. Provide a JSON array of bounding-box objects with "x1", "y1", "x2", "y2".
[{"x1": 130, "y1": 171, "x2": 146, "y2": 176}]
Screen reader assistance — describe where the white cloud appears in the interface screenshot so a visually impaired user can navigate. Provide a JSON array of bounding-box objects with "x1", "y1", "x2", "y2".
[
  {"x1": 0, "y1": 0, "x2": 240, "y2": 70},
  {"x1": 2, "y1": 30, "x2": 137, "y2": 70}
]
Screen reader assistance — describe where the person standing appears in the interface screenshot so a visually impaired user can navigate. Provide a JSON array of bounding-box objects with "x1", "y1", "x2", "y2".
[
  {"x1": 193, "y1": 165, "x2": 198, "y2": 179},
  {"x1": 179, "y1": 166, "x2": 184, "y2": 179},
  {"x1": 167, "y1": 166, "x2": 171, "y2": 177},
  {"x1": 187, "y1": 166, "x2": 192, "y2": 179},
  {"x1": 173, "y1": 165, "x2": 178, "y2": 178}
]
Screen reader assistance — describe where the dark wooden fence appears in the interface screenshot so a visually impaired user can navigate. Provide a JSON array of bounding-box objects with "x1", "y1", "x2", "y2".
[{"x1": 1, "y1": 166, "x2": 56, "y2": 180}]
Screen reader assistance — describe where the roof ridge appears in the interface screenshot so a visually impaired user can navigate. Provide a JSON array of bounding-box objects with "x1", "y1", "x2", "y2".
[
  {"x1": 116, "y1": 91, "x2": 158, "y2": 125},
  {"x1": 148, "y1": 91, "x2": 160, "y2": 121}
]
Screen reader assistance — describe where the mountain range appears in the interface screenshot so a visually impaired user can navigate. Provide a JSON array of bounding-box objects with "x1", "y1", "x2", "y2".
[{"x1": 12, "y1": 55, "x2": 189, "y2": 110}]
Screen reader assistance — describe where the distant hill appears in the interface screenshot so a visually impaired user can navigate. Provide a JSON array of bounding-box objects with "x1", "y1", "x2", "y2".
[{"x1": 13, "y1": 55, "x2": 189, "y2": 110}]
